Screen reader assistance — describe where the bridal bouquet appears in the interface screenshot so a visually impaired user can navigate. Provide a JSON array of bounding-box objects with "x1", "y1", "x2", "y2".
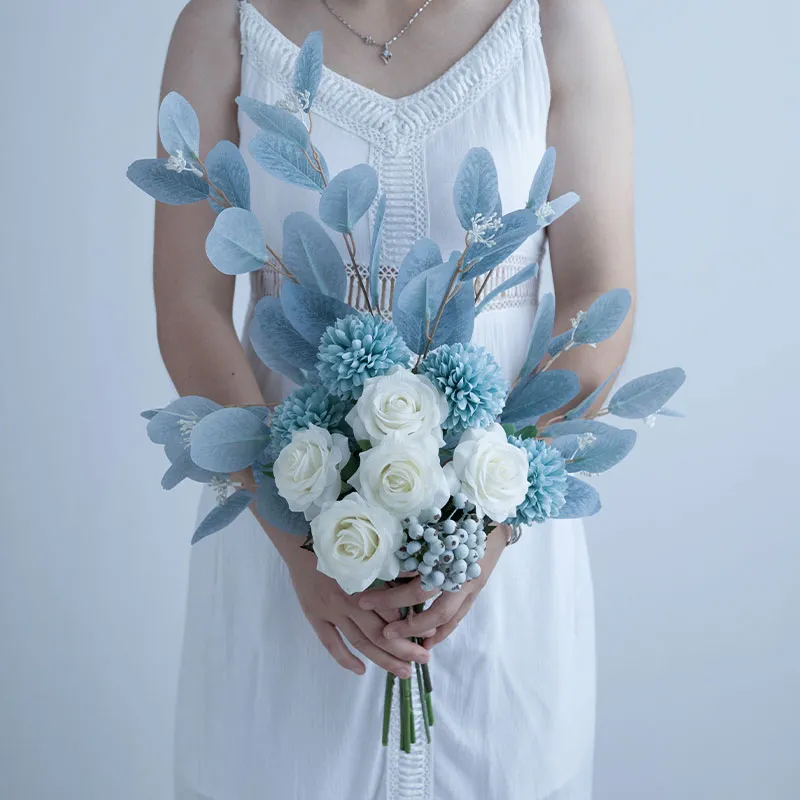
[{"x1": 130, "y1": 33, "x2": 685, "y2": 753}]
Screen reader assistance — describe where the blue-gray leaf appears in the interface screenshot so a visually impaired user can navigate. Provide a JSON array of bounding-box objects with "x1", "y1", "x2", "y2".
[
  {"x1": 249, "y1": 130, "x2": 326, "y2": 192},
  {"x1": 192, "y1": 489, "x2": 255, "y2": 544},
  {"x1": 282, "y1": 211, "x2": 347, "y2": 299},
  {"x1": 608, "y1": 367, "x2": 686, "y2": 419},
  {"x1": 254, "y1": 473, "x2": 310, "y2": 536},
  {"x1": 517, "y1": 292, "x2": 555, "y2": 380},
  {"x1": 127, "y1": 158, "x2": 209, "y2": 205},
  {"x1": 547, "y1": 329, "x2": 574, "y2": 358},
  {"x1": 527, "y1": 147, "x2": 556, "y2": 211},
  {"x1": 463, "y1": 209, "x2": 541, "y2": 278},
  {"x1": 541, "y1": 419, "x2": 620, "y2": 438},
  {"x1": 141, "y1": 409, "x2": 160, "y2": 420},
  {"x1": 235, "y1": 96, "x2": 310, "y2": 150},
  {"x1": 190, "y1": 407, "x2": 271, "y2": 473},
  {"x1": 158, "y1": 91, "x2": 200, "y2": 160},
  {"x1": 453, "y1": 147, "x2": 500, "y2": 231},
  {"x1": 573, "y1": 289, "x2": 632, "y2": 345},
  {"x1": 541, "y1": 192, "x2": 580, "y2": 225},
  {"x1": 147, "y1": 396, "x2": 222, "y2": 446},
  {"x1": 566, "y1": 428, "x2": 637, "y2": 474},
  {"x1": 503, "y1": 369, "x2": 581, "y2": 425},
  {"x1": 319, "y1": 164, "x2": 379, "y2": 234},
  {"x1": 205, "y1": 140, "x2": 250, "y2": 213},
  {"x1": 475, "y1": 261, "x2": 538, "y2": 315},
  {"x1": 549, "y1": 434, "x2": 583, "y2": 460},
  {"x1": 293, "y1": 31, "x2": 324, "y2": 110},
  {"x1": 206, "y1": 207, "x2": 269, "y2": 275},
  {"x1": 280, "y1": 280, "x2": 356, "y2": 346},
  {"x1": 555, "y1": 476, "x2": 601, "y2": 519},
  {"x1": 564, "y1": 367, "x2": 620, "y2": 420},
  {"x1": 369, "y1": 193, "x2": 387, "y2": 308},
  {"x1": 163, "y1": 440, "x2": 221, "y2": 486},
  {"x1": 657, "y1": 408, "x2": 685, "y2": 418}
]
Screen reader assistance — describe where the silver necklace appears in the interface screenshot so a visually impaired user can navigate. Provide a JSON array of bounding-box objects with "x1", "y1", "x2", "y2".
[{"x1": 321, "y1": 0, "x2": 438, "y2": 64}]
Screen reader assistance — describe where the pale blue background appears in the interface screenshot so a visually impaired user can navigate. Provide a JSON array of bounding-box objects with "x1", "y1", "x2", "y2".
[{"x1": 1, "y1": 1, "x2": 798, "y2": 798}]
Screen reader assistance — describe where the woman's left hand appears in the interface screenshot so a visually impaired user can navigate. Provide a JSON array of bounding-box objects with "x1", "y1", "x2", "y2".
[{"x1": 357, "y1": 524, "x2": 509, "y2": 649}]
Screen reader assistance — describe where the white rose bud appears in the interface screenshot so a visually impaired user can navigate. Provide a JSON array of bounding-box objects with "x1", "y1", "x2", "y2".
[
  {"x1": 446, "y1": 423, "x2": 529, "y2": 522},
  {"x1": 273, "y1": 425, "x2": 350, "y2": 521},
  {"x1": 345, "y1": 366, "x2": 447, "y2": 446},
  {"x1": 311, "y1": 493, "x2": 403, "y2": 594},
  {"x1": 348, "y1": 432, "x2": 450, "y2": 519}
]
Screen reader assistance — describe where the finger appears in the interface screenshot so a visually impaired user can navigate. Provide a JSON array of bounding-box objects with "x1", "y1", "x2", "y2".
[
  {"x1": 358, "y1": 578, "x2": 439, "y2": 612},
  {"x1": 352, "y1": 611, "x2": 431, "y2": 664},
  {"x1": 383, "y1": 593, "x2": 463, "y2": 640},
  {"x1": 310, "y1": 619, "x2": 365, "y2": 675},
  {"x1": 424, "y1": 595, "x2": 475, "y2": 649},
  {"x1": 338, "y1": 618, "x2": 414, "y2": 679},
  {"x1": 375, "y1": 607, "x2": 402, "y2": 624}
]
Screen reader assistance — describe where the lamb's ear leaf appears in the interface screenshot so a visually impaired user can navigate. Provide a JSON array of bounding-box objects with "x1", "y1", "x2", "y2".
[
  {"x1": 565, "y1": 428, "x2": 637, "y2": 474},
  {"x1": 555, "y1": 476, "x2": 602, "y2": 519},
  {"x1": 527, "y1": 146, "x2": 556, "y2": 211},
  {"x1": 517, "y1": 293, "x2": 555, "y2": 380},
  {"x1": 192, "y1": 489, "x2": 255, "y2": 545},
  {"x1": 141, "y1": 409, "x2": 160, "y2": 420},
  {"x1": 254, "y1": 473, "x2": 310, "y2": 536},
  {"x1": 608, "y1": 368, "x2": 686, "y2": 419},
  {"x1": 205, "y1": 140, "x2": 251, "y2": 213},
  {"x1": 158, "y1": 91, "x2": 200, "y2": 160},
  {"x1": 453, "y1": 147, "x2": 500, "y2": 231},
  {"x1": 235, "y1": 96, "x2": 310, "y2": 150},
  {"x1": 463, "y1": 209, "x2": 541, "y2": 278},
  {"x1": 656, "y1": 407, "x2": 685, "y2": 418},
  {"x1": 549, "y1": 434, "x2": 583, "y2": 461},
  {"x1": 572, "y1": 289, "x2": 632, "y2": 345},
  {"x1": 540, "y1": 419, "x2": 620, "y2": 438},
  {"x1": 249, "y1": 130, "x2": 326, "y2": 192},
  {"x1": 564, "y1": 368, "x2": 620, "y2": 420},
  {"x1": 537, "y1": 192, "x2": 580, "y2": 226},
  {"x1": 502, "y1": 369, "x2": 581, "y2": 426},
  {"x1": 280, "y1": 280, "x2": 357, "y2": 346},
  {"x1": 319, "y1": 164, "x2": 379, "y2": 234},
  {"x1": 206, "y1": 207, "x2": 269, "y2": 275},
  {"x1": 547, "y1": 330, "x2": 574, "y2": 358},
  {"x1": 162, "y1": 440, "x2": 221, "y2": 487},
  {"x1": 293, "y1": 31, "x2": 324, "y2": 109},
  {"x1": 147, "y1": 397, "x2": 222, "y2": 446},
  {"x1": 282, "y1": 211, "x2": 348, "y2": 299},
  {"x1": 127, "y1": 159, "x2": 209, "y2": 205},
  {"x1": 369, "y1": 193, "x2": 387, "y2": 308},
  {"x1": 189, "y1": 408, "x2": 272, "y2": 473},
  {"x1": 248, "y1": 296, "x2": 317, "y2": 383},
  {"x1": 475, "y1": 262, "x2": 538, "y2": 315}
]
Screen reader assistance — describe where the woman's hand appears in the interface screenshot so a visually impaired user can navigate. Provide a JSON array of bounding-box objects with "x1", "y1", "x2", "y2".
[
  {"x1": 284, "y1": 546, "x2": 434, "y2": 678},
  {"x1": 357, "y1": 525, "x2": 508, "y2": 648}
]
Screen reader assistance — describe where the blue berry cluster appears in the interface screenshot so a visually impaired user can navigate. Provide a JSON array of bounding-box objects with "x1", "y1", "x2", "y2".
[{"x1": 395, "y1": 497, "x2": 488, "y2": 593}]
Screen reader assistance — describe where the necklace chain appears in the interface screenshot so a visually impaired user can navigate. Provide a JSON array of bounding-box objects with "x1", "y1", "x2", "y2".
[{"x1": 320, "y1": 0, "x2": 438, "y2": 64}]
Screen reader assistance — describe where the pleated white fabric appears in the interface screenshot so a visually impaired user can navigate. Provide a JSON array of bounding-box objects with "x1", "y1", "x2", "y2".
[{"x1": 173, "y1": 1, "x2": 596, "y2": 797}]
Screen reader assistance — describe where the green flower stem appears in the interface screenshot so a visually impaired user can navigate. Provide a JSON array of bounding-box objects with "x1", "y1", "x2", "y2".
[
  {"x1": 425, "y1": 691, "x2": 435, "y2": 726},
  {"x1": 382, "y1": 671, "x2": 395, "y2": 747},
  {"x1": 409, "y1": 688, "x2": 416, "y2": 745},
  {"x1": 400, "y1": 677, "x2": 412, "y2": 753},
  {"x1": 415, "y1": 660, "x2": 432, "y2": 744}
]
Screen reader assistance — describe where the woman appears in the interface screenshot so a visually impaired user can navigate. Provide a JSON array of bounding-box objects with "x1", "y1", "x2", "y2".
[{"x1": 157, "y1": 0, "x2": 635, "y2": 798}]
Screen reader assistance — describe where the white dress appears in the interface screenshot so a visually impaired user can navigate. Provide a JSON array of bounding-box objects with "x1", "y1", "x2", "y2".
[{"x1": 174, "y1": 1, "x2": 596, "y2": 798}]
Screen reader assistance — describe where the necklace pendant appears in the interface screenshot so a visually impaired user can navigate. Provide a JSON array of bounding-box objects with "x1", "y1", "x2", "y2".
[{"x1": 380, "y1": 45, "x2": 392, "y2": 64}]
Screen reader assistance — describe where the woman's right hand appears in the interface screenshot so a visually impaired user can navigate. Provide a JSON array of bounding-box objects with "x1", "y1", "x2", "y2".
[{"x1": 284, "y1": 546, "x2": 433, "y2": 678}]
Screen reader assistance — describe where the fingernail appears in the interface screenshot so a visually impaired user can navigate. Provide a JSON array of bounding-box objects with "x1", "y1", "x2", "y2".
[{"x1": 385, "y1": 629, "x2": 399, "y2": 640}]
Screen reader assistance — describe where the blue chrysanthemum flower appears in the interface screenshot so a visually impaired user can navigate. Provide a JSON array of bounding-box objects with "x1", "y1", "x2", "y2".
[
  {"x1": 316, "y1": 312, "x2": 412, "y2": 401},
  {"x1": 418, "y1": 343, "x2": 508, "y2": 434},
  {"x1": 269, "y1": 384, "x2": 348, "y2": 453},
  {"x1": 506, "y1": 436, "x2": 569, "y2": 525}
]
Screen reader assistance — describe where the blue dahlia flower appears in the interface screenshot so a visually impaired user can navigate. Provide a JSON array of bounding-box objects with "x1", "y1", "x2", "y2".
[
  {"x1": 506, "y1": 436, "x2": 569, "y2": 526},
  {"x1": 316, "y1": 312, "x2": 412, "y2": 401},
  {"x1": 269, "y1": 384, "x2": 348, "y2": 453},
  {"x1": 418, "y1": 343, "x2": 508, "y2": 434}
]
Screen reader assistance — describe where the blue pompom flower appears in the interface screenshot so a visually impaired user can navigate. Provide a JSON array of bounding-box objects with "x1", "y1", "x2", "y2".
[
  {"x1": 316, "y1": 312, "x2": 411, "y2": 401},
  {"x1": 418, "y1": 343, "x2": 508, "y2": 434},
  {"x1": 269, "y1": 384, "x2": 348, "y2": 452},
  {"x1": 506, "y1": 436, "x2": 569, "y2": 526}
]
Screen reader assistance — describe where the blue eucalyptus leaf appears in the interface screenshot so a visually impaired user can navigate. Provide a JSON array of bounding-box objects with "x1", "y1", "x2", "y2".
[
  {"x1": 158, "y1": 91, "x2": 200, "y2": 160},
  {"x1": 236, "y1": 96, "x2": 310, "y2": 150},
  {"x1": 163, "y1": 440, "x2": 221, "y2": 486},
  {"x1": 369, "y1": 193, "x2": 387, "y2": 308},
  {"x1": 141, "y1": 409, "x2": 160, "y2": 420},
  {"x1": 555, "y1": 476, "x2": 602, "y2": 519},
  {"x1": 517, "y1": 293, "x2": 555, "y2": 380},
  {"x1": 475, "y1": 262, "x2": 538, "y2": 315},
  {"x1": 245, "y1": 406, "x2": 272, "y2": 423},
  {"x1": 503, "y1": 369, "x2": 581, "y2": 425},
  {"x1": 453, "y1": 147, "x2": 500, "y2": 231},
  {"x1": 463, "y1": 209, "x2": 541, "y2": 279},
  {"x1": 254, "y1": 472, "x2": 310, "y2": 536},
  {"x1": 191, "y1": 489, "x2": 255, "y2": 544},
  {"x1": 608, "y1": 367, "x2": 686, "y2": 419},
  {"x1": 249, "y1": 130, "x2": 326, "y2": 192},
  {"x1": 527, "y1": 147, "x2": 556, "y2": 211},
  {"x1": 541, "y1": 419, "x2": 620, "y2": 438},
  {"x1": 127, "y1": 158, "x2": 209, "y2": 205},
  {"x1": 205, "y1": 140, "x2": 251, "y2": 213},
  {"x1": 206, "y1": 207, "x2": 269, "y2": 275},
  {"x1": 566, "y1": 428, "x2": 637, "y2": 474},
  {"x1": 564, "y1": 368, "x2": 620, "y2": 420},
  {"x1": 147, "y1": 396, "x2": 222, "y2": 446},
  {"x1": 279, "y1": 280, "x2": 357, "y2": 346},
  {"x1": 190, "y1": 407, "x2": 271, "y2": 473},
  {"x1": 549, "y1": 434, "x2": 582, "y2": 460},
  {"x1": 573, "y1": 289, "x2": 632, "y2": 345},
  {"x1": 656, "y1": 408, "x2": 685, "y2": 418},
  {"x1": 547, "y1": 329, "x2": 574, "y2": 358},
  {"x1": 282, "y1": 211, "x2": 347, "y2": 299},
  {"x1": 396, "y1": 260, "x2": 455, "y2": 321},
  {"x1": 319, "y1": 164, "x2": 379, "y2": 234},
  {"x1": 293, "y1": 31, "x2": 324, "y2": 110},
  {"x1": 248, "y1": 295, "x2": 317, "y2": 383}
]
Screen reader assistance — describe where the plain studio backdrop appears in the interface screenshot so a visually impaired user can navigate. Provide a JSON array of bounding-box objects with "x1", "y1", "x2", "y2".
[{"x1": 1, "y1": 1, "x2": 798, "y2": 798}]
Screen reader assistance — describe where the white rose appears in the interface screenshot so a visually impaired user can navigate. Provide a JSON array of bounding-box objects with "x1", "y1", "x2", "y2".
[
  {"x1": 273, "y1": 425, "x2": 350, "y2": 521},
  {"x1": 348, "y1": 432, "x2": 450, "y2": 519},
  {"x1": 311, "y1": 492, "x2": 403, "y2": 594},
  {"x1": 447, "y1": 423, "x2": 529, "y2": 522},
  {"x1": 345, "y1": 367, "x2": 447, "y2": 446}
]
